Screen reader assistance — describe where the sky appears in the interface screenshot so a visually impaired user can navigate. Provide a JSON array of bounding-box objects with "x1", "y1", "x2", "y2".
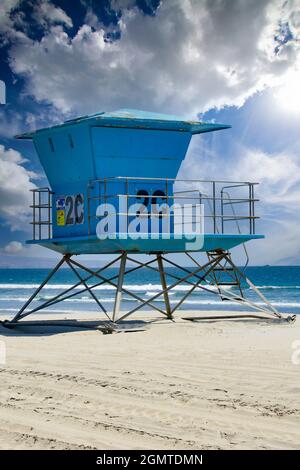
[{"x1": 0, "y1": 0, "x2": 300, "y2": 267}]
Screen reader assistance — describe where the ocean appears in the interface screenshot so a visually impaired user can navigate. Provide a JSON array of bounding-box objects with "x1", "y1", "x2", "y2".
[{"x1": 1, "y1": 266, "x2": 300, "y2": 317}]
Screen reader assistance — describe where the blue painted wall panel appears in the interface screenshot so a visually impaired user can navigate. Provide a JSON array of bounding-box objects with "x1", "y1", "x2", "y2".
[
  {"x1": 33, "y1": 123, "x2": 95, "y2": 238},
  {"x1": 28, "y1": 117, "x2": 198, "y2": 241},
  {"x1": 91, "y1": 127, "x2": 191, "y2": 179},
  {"x1": 33, "y1": 124, "x2": 95, "y2": 189}
]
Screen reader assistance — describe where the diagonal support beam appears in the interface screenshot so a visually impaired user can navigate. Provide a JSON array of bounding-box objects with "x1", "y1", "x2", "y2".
[
  {"x1": 160, "y1": 254, "x2": 273, "y2": 316},
  {"x1": 20, "y1": 255, "x2": 156, "y2": 319},
  {"x1": 182, "y1": 252, "x2": 284, "y2": 319},
  {"x1": 170, "y1": 254, "x2": 227, "y2": 314},
  {"x1": 69, "y1": 257, "x2": 169, "y2": 318},
  {"x1": 17, "y1": 255, "x2": 123, "y2": 320},
  {"x1": 223, "y1": 254, "x2": 282, "y2": 318},
  {"x1": 66, "y1": 258, "x2": 112, "y2": 322},
  {"x1": 14, "y1": 255, "x2": 163, "y2": 323},
  {"x1": 117, "y1": 253, "x2": 227, "y2": 323},
  {"x1": 127, "y1": 254, "x2": 234, "y2": 313},
  {"x1": 11, "y1": 255, "x2": 68, "y2": 322},
  {"x1": 8, "y1": 249, "x2": 289, "y2": 328}
]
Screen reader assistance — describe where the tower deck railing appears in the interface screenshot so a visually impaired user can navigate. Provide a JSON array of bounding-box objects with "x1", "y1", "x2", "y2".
[
  {"x1": 29, "y1": 178, "x2": 259, "y2": 240},
  {"x1": 87, "y1": 177, "x2": 259, "y2": 237},
  {"x1": 30, "y1": 187, "x2": 53, "y2": 240}
]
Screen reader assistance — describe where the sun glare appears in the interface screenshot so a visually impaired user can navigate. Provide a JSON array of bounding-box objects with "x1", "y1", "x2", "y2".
[{"x1": 274, "y1": 72, "x2": 300, "y2": 115}]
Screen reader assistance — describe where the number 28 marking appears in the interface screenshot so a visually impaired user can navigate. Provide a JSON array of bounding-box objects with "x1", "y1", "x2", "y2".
[
  {"x1": 136, "y1": 189, "x2": 166, "y2": 217},
  {"x1": 65, "y1": 194, "x2": 84, "y2": 225}
]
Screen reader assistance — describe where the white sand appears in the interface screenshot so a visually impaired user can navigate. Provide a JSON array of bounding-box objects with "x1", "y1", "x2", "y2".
[{"x1": 0, "y1": 311, "x2": 300, "y2": 450}]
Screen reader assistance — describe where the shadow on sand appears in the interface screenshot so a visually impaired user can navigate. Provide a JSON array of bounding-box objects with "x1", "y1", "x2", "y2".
[{"x1": 0, "y1": 319, "x2": 148, "y2": 337}]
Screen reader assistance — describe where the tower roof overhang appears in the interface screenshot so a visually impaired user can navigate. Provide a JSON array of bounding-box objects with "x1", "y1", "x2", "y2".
[{"x1": 15, "y1": 108, "x2": 231, "y2": 139}]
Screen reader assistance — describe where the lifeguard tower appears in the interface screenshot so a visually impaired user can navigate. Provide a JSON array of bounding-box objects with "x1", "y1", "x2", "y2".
[{"x1": 5, "y1": 109, "x2": 295, "y2": 329}]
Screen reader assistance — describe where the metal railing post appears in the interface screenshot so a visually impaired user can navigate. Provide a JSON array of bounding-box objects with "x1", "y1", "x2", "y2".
[
  {"x1": 48, "y1": 189, "x2": 51, "y2": 239},
  {"x1": 33, "y1": 190, "x2": 36, "y2": 240},
  {"x1": 38, "y1": 190, "x2": 41, "y2": 240},
  {"x1": 221, "y1": 189, "x2": 224, "y2": 234},
  {"x1": 30, "y1": 178, "x2": 260, "y2": 242},
  {"x1": 251, "y1": 184, "x2": 255, "y2": 234},
  {"x1": 212, "y1": 181, "x2": 216, "y2": 234},
  {"x1": 87, "y1": 182, "x2": 91, "y2": 236},
  {"x1": 249, "y1": 183, "x2": 252, "y2": 234},
  {"x1": 126, "y1": 178, "x2": 129, "y2": 233}
]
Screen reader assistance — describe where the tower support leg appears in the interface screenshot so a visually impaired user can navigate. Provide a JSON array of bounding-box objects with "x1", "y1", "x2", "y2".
[
  {"x1": 179, "y1": 251, "x2": 296, "y2": 323},
  {"x1": 157, "y1": 254, "x2": 172, "y2": 319},
  {"x1": 223, "y1": 253, "x2": 282, "y2": 318},
  {"x1": 112, "y1": 253, "x2": 127, "y2": 323},
  {"x1": 3, "y1": 249, "x2": 296, "y2": 330}
]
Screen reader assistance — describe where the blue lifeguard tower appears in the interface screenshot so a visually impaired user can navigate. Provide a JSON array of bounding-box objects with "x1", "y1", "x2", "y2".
[{"x1": 6, "y1": 109, "x2": 295, "y2": 328}]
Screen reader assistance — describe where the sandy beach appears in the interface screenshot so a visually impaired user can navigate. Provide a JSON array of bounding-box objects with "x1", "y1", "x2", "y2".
[{"x1": 0, "y1": 311, "x2": 299, "y2": 450}]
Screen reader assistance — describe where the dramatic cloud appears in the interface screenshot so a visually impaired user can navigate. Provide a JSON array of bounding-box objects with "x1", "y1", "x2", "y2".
[
  {"x1": 31, "y1": 0, "x2": 73, "y2": 29},
  {"x1": 179, "y1": 139, "x2": 300, "y2": 264},
  {"x1": 0, "y1": 0, "x2": 72, "y2": 40},
  {"x1": 231, "y1": 149, "x2": 300, "y2": 208},
  {"x1": 0, "y1": 0, "x2": 19, "y2": 30},
  {"x1": 0, "y1": 145, "x2": 37, "y2": 230},
  {"x1": 182, "y1": 137, "x2": 300, "y2": 210},
  {"x1": 0, "y1": 106, "x2": 66, "y2": 140},
  {"x1": 0, "y1": 80, "x2": 5, "y2": 104},
  {"x1": 1, "y1": 0, "x2": 300, "y2": 264},
  {"x1": 5, "y1": 0, "x2": 300, "y2": 117},
  {"x1": 3, "y1": 240, "x2": 23, "y2": 253}
]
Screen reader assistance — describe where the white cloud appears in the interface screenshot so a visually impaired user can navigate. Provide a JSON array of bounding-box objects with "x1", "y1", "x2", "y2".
[
  {"x1": 0, "y1": 0, "x2": 19, "y2": 30},
  {"x1": 0, "y1": 80, "x2": 5, "y2": 104},
  {"x1": 2, "y1": 0, "x2": 300, "y2": 265},
  {"x1": 110, "y1": 0, "x2": 137, "y2": 11},
  {"x1": 231, "y1": 149, "x2": 300, "y2": 207},
  {"x1": 6, "y1": 0, "x2": 300, "y2": 116},
  {"x1": 181, "y1": 138, "x2": 300, "y2": 210},
  {"x1": 0, "y1": 0, "x2": 72, "y2": 43},
  {"x1": 0, "y1": 145, "x2": 37, "y2": 230},
  {"x1": 0, "y1": 106, "x2": 66, "y2": 140},
  {"x1": 3, "y1": 240, "x2": 23, "y2": 253},
  {"x1": 32, "y1": 0, "x2": 73, "y2": 29},
  {"x1": 179, "y1": 139, "x2": 300, "y2": 264}
]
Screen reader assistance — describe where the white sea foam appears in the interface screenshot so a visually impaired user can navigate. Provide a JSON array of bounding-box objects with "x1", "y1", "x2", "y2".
[
  {"x1": 0, "y1": 283, "x2": 235, "y2": 292},
  {"x1": 256, "y1": 285, "x2": 300, "y2": 289},
  {"x1": 0, "y1": 296, "x2": 300, "y2": 308}
]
